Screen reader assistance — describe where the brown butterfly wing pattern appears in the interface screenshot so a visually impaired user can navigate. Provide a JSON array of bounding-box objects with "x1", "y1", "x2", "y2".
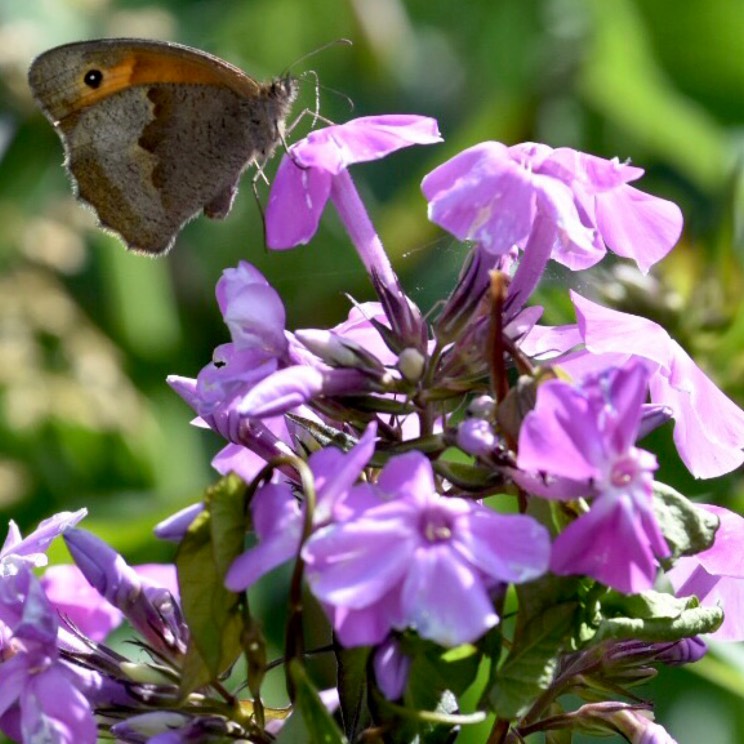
[{"x1": 28, "y1": 39, "x2": 298, "y2": 254}]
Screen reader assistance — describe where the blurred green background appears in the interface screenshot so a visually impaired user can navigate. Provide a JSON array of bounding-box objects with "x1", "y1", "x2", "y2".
[{"x1": 2, "y1": 0, "x2": 744, "y2": 741}]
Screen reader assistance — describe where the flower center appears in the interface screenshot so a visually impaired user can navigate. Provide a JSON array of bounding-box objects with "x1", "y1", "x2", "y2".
[
  {"x1": 420, "y1": 508, "x2": 453, "y2": 543},
  {"x1": 609, "y1": 455, "x2": 640, "y2": 488}
]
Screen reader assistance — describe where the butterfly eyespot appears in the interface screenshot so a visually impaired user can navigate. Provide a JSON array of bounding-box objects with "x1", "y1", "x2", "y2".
[{"x1": 83, "y1": 69, "x2": 103, "y2": 89}]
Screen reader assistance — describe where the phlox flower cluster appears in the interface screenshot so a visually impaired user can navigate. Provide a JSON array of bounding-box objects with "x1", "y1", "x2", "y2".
[{"x1": 5, "y1": 114, "x2": 744, "y2": 743}]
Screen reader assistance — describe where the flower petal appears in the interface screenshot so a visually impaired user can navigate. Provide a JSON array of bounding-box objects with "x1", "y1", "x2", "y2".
[
  {"x1": 237, "y1": 365, "x2": 325, "y2": 417},
  {"x1": 41, "y1": 565, "x2": 122, "y2": 643},
  {"x1": 400, "y1": 544, "x2": 499, "y2": 646},
  {"x1": 303, "y1": 506, "x2": 414, "y2": 608},
  {"x1": 457, "y1": 511, "x2": 550, "y2": 583},
  {"x1": 377, "y1": 451, "x2": 437, "y2": 503},
  {"x1": 266, "y1": 155, "x2": 331, "y2": 249},
  {"x1": 650, "y1": 341, "x2": 744, "y2": 478},
  {"x1": 517, "y1": 379, "x2": 602, "y2": 481},
  {"x1": 311, "y1": 423, "x2": 377, "y2": 521},
  {"x1": 225, "y1": 484, "x2": 303, "y2": 591},
  {"x1": 550, "y1": 492, "x2": 664, "y2": 593},
  {"x1": 23, "y1": 667, "x2": 97, "y2": 744},
  {"x1": 595, "y1": 185, "x2": 683, "y2": 273},
  {"x1": 216, "y1": 262, "x2": 286, "y2": 354},
  {"x1": 330, "y1": 587, "x2": 404, "y2": 646},
  {"x1": 294, "y1": 115, "x2": 442, "y2": 175},
  {"x1": 573, "y1": 292, "x2": 744, "y2": 478},
  {"x1": 424, "y1": 143, "x2": 536, "y2": 254}
]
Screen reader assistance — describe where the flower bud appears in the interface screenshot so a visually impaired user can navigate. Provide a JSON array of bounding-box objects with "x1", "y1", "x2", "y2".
[{"x1": 397, "y1": 347, "x2": 426, "y2": 383}]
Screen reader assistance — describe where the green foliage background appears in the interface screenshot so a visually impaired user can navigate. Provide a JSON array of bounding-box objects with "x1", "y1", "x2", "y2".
[{"x1": 2, "y1": 0, "x2": 744, "y2": 741}]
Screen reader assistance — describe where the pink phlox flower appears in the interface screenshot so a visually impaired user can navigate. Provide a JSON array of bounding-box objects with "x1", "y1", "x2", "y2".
[
  {"x1": 266, "y1": 115, "x2": 442, "y2": 249},
  {"x1": 293, "y1": 301, "x2": 398, "y2": 368},
  {"x1": 422, "y1": 141, "x2": 682, "y2": 273},
  {"x1": 302, "y1": 451, "x2": 551, "y2": 647},
  {"x1": 520, "y1": 291, "x2": 744, "y2": 479},
  {"x1": 667, "y1": 504, "x2": 744, "y2": 641},
  {"x1": 518, "y1": 363, "x2": 669, "y2": 593},
  {"x1": 40, "y1": 564, "x2": 123, "y2": 643}
]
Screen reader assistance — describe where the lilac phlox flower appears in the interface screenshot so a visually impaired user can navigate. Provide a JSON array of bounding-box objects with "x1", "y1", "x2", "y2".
[
  {"x1": 41, "y1": 562, "x2": 179, "y2": 644},
  {"x1": 168, "y1": 374, "x2": 299, "y2": 473},
  {"x1": 0, "y1": 567, "x2": 97, "y2": 744},
  {"x1": 188, "y1": 263, "x2": 287, "y2": 419},
  {"x1": 64, "y1": 529, "x2": 187, "y2": 659},
  {"x1": 457, "y1": 417, "x2": 497, "y2": 459},
  {"x1": 373, "y1": 637, "x2": 411, "y2": 700},
  {"x1": 266, "y1": 115, "x2": 442, "y2": 250},
  {"x1": 571, "y1": 702, "x2": 677, "y2": 743},
  {"x1": 1, "y1": 509, "x2": 86, "y2": 576},
  {"x1": 667, "y1": 505, "x2": 744, "y2": 641},
  {"x1": 422, "y1": 141, "x2": 682, "y2": 273},
  {"x1": 224, "y1": 423, "x2": 378, "y2": 592},
  {"x1": 521, "y1": 292, "x2": 744, "y2": 479},
  {"x1": 265, "y1": 116, "x2": 438, "y2": 348},
  {"x1": 211, "y1": 403, "x2": 332, "y2": 485},
  {"x1": 302, "y1": 451, "x2": 551, "y2": 647},
  {"x1": 111, "y1": 711, "x2": 236, "y2": 743},
  {"x1": 154, "y1": 502, "x2": 205, "y2": 543},
  {"x1": 193, "y1": 345, "x2": 280, "y2": 418},
  {"x1": 232, "y1": 305, "x2": 399, "y2": 419},
  {"x1": 234, "y1": 364, "x2": 371, "y2": 418},
  {"x1": 517, "y1": 363, "x2": 669, "y2": 594},
  {"x1": 216, "y1": 261, "x2": 287, "y2": 356},
  {"x1": 293, "y1": 301, "x2": 398, "y2": 370}
]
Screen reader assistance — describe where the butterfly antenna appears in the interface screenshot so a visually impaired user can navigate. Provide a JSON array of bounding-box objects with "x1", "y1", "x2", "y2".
[{"x1": 281, "y1": 38, "x2": 352, "y2": 76}]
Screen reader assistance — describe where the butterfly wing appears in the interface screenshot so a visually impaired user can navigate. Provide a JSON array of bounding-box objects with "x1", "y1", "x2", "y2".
[{"x1": 28, "y1": 39, "x2": 283, "y2": 254}]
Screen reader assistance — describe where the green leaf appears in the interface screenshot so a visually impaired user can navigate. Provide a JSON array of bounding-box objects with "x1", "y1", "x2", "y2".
[
  {"x1": 335, "y1": 645, "x2": 371, "y2": 742},
  {"x1": 278, "y1": 660, "x2": 347, "y2": 744},
  {"x1": 176, "y1": 505, "x2": 244, "y2": 696},
  {"x1": 206, "y1": 473, "x2": 250, "y2": 576},
  {"x1": 356, "y1": 639, "x2": 483, "y2": 743},
  {"x1": 601, "y1": 589, "x2": 697, "y2": 620},
  {"x1": 595, "y1": 590, "x2": 723, "y2": 642},
  {"x1": 407, "y1": 638, "x2": 482, "y2": 705},
  {"x1": 653, "y1": 481, "x2": 719, "y2": 559},
  {"x1": 489, "y1": 602, "x2": 578, "y2": 720},
  {"x1": 510, "y1": 574, "x2": 583, "y2": 628},
  {"x1": 432, "y1": 460, "x2": 504, "y2": 490}
]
